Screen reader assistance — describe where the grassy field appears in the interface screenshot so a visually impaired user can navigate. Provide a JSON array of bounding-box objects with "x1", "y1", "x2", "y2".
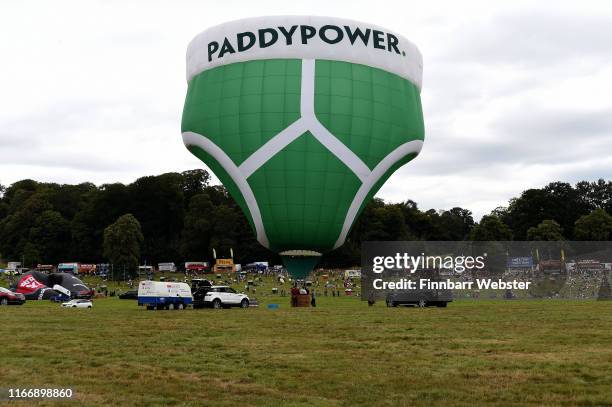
[{"x1": 1, "y1": 293, "x2": 612, "y2": 407}]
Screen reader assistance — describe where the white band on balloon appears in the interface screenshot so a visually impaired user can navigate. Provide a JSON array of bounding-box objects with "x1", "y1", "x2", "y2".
[
  {"x1": 333, "y1": 139, "x2": 423, "y2": 249},
  {"x1": 187, "y1": 15, "x2": 423, "y2": 90},
  {"x1": 239, "y1": 59, "x2": 370, "y2": 183},
  {"x1": 182, "y1": 131, "x2": 270, "y2": 249}
]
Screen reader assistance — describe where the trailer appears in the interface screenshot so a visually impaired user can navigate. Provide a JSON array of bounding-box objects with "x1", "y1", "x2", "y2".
[
  {"x1": 185, "y1": 262, "x2": 210, "y2": 274},
  {"x1": 58, "y1": 263, "x2": 79, "y2": 274},
  {"x1": 137, "y1": 281, "x2": 193, "y2": 310},
  {"x1": 157, "y1": 262, "x2": 177, "y2": 273}
]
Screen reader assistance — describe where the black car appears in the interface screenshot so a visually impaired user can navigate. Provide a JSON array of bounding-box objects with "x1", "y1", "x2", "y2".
[
  {"x1": 191, "y1": 279, "x2": 213, "y2": 309},
  {"x1": 386, "y1": 289, "x2": 452, "y2": 308},
  {"x1": 118, "y1": 289, "x2": 139, "y2": 300},
  {"x1": 384, "y1": 269, "x2": 453, "y2": 308}
]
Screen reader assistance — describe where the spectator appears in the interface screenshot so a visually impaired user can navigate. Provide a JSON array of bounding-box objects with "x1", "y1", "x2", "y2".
[{"x1": 291, "y1": 284, "x2": 299, "y2": 307}]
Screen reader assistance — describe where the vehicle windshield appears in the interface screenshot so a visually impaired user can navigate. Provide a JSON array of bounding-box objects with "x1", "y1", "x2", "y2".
[
  {"x1": 0, "y1": 287, "x2": 12, "y2": 294},
  {"x1": 226, "y1": 288, "x2": 236, "y2": 293}
]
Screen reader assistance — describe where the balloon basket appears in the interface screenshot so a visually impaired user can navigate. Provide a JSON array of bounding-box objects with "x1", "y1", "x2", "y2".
[{"x1": 291, "y1": 294, "x2": 311, "y2": 307}]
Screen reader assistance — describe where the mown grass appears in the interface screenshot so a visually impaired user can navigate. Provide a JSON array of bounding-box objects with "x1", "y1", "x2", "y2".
[{"x1": 1, "y1": 295, "x2": 612, "y2": 406}]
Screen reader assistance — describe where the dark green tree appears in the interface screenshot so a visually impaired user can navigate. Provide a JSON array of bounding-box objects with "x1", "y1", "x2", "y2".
[
  {"x1": 128, "y1": 173, "x2": 184, "y2": 264},
  {"x1": 103, "y1": 214, "x2": 144, "y2": 280},
  {"x1": 180, "y1": 193, "x2": 214, "y2": 259},
  {"x1": 574, "y1": 208, "x2": 612, "y2": 240},
  {"x1": 527, "y1": 220, "x2": 564, "y2": 241},
  {"x1": 470, "y1": 215, "x2": 513, "y2": 241},
  {"x1": 181, "y1": 169, "x2": 211, "y2": 204},
  {"x1": 28, "y1": 210, "x2": 71, "y2": 264},
  {"x1": 209, "y1": 204, "x2": 239, "y2": 258},
  {"x1": 437, "y1": 207, "x2": 475, "y2": 240}
]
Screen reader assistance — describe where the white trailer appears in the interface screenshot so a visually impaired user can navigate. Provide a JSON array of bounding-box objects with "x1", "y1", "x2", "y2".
[
  {"x1": 137, "y1": 281, "x2": 193, "y2": 310},
  {"x1": 157, "y1": 262, "x2": 176, "y2": 273}
]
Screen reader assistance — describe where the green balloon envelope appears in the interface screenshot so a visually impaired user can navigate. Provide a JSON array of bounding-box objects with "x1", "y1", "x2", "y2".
[{"x1": 182, "y1": 16, "x2": 424, "y2": 279}]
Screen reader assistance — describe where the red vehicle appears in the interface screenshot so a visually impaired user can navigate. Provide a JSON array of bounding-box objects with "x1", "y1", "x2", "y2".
[
  {"x1": 0, "y1": 287, "x2": 26, "y2": 305},
  {"x1": 185, "y1": 262, "x2": 210, "y2": 274}
]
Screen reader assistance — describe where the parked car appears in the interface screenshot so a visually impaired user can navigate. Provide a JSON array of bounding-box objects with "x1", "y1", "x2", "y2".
[
  {"x1": 191, "y1": 279, "x2": 213, "y2": 309},
  {"x1": 61, "y1": 299, "x2": 93, "y2": 308},
  {"x1": 0, "y1": 287, "x2": 26, "y2": 305},
  {"x1": 50, "y1": 294, "x2": 71, "y2": 303},
  {"x1": 204, "y1": 286, "x2": 250, "y2": 309},
  {"x1": 385, "y1": 289, "x2": 452, "y2": 308},
  {"x1": 118, "y1": 290, "x2": 139, "y2": 300}
]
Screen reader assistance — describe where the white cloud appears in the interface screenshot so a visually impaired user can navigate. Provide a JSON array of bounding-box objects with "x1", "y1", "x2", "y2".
[{"x1": 1, "y1": 0, "x2": 612, "y2": 219}]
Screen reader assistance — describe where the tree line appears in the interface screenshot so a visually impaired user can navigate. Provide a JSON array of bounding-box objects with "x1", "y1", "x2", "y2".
[{"x1": 1, "y1": 172, "x2": 611, "y2": 271}]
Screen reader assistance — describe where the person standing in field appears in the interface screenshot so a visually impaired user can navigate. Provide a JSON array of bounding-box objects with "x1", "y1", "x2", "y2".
[{"x1": 291, "y1": 284, "x2": 299, "y2": 307}]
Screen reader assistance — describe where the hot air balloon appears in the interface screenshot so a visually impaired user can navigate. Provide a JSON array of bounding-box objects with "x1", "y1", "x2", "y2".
[
  {"x1": 182, "y1": 16, "x2": 424, "y2": 279},
  {"x1": 14, "y1": 271, "x2": 93, "y2": 300}
]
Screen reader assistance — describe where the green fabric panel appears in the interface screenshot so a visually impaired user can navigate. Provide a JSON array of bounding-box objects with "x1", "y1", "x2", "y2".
[
  {"x1": 247, "y1": 132, "x2": 361, "y2": 253},
  {"x1": 182, "y1": 59, "x2": 302, "y2": 166},
  {"x1": 281, "y1": 255, "x2": 320, "y2": 280},
  {"x1": 187, "y1": 144, "x2": 256, "y2": 232},
  {"x1": 314, "y1": 60, "x2": 424, "y2": 170}
]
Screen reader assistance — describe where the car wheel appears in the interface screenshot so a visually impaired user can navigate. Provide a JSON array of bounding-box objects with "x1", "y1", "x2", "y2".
[
  {"x1": 88, "y1": 306, "x2": 92, "y2": 309},
  {"x1": 436, "y1": 302, "x2": 448, "y2": 308},
  {"x1": 240, "y1": 299, "x2": 249, "y2": 308},
  {"x1": 73, "y1": 305, "x2": 77, "y2": 308},
  {"x1": 177, "y1": 303, "x2": 184, "y2": 310},
  {"x1": 418, "y1": 298, "x2": 427, "y2": 308},
  {"x1": 0, "y1": 298, "x2": 8, "y2": 306},
  {"x1": 212, "y1": 299, "x2": 222, "y2": 309},
  {"x1": 168, "y1": 303, "x2": 175, "y2": 310},
  {"x1": 146, "y1": 305, "x2": 154, "y2": 310}
]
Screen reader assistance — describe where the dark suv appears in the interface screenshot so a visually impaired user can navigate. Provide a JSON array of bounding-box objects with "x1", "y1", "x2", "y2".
[
  {"x1": 384, "y1": 269, "x2": 453, "y2": 308},
  {"x1": 191, "y1": 279, "x2": 213, "y2": 309},
  {"x1": 386, "y1": 289, "x2": 452, "y2": 308}
]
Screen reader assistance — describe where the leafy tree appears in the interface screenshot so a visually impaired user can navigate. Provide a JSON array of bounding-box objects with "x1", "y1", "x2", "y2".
[
  {"x1": 504, "y1": 182, "x2": 591, "y2": 240},
  {"x1": 70, "y1": 183, "x2": 130, "y2": 262},
  {"x1": 574, "y1": 209, "x2": 612, "y2": 240},
  {"x1": 209, "y1": 204, "x2": 239, "y2": 257},
  {"x1": 28, "y1": 210, "x2": 71, "y2": 264},
  {"x1": 576, "y1": 179, "x2": 612, "y2": 213},
  {"x1": 0, "y1": 192, "x2": 52, "y2": 259},
  {"x1": 103, "y1": 214, "x2": 144, "y2": 280},
  {"x1": 437, "y1": 207, "x2": 474, "y2": 240},
  {"x1": 527, "y1": 220, "x2": 564, "y2": 241},
  {"x1": 181, "y1": 169, "x2": 211, "y2": 204},
  {"x1": 470, "y1": 215, "x2": 513, "y2": 241},
  {"x1": 180, "y1": 193, "x2": 214, "y2": 259},
  {"x1": 22, "y1": 242, "x2": 41, "y2": 268},
  {"x1": 128, "y1": 173, "x2": 184, "y2": 264}
]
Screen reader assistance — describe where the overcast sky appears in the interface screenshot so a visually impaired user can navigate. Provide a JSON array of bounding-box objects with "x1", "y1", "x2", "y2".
[{"x1": 1, "y1": 0, "x2": 611, "y2": 219}]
